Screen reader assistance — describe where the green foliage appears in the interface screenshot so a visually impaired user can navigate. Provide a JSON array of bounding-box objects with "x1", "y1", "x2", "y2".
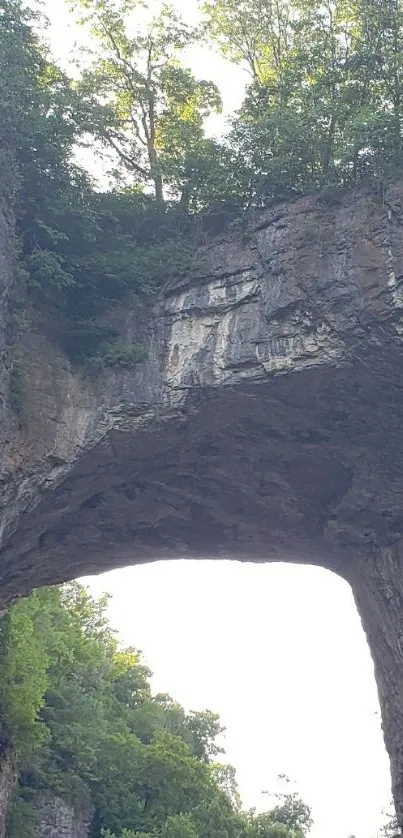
[
  {"x1": 267, "y1": 789, "x2": 312, "y2": 836},
  {"x1": 9, "y1": 363, "x2": 26, "y2": 418},
  {"x1": 67, "y1": 0, "x2": 222, "y2": 206},
  {"x1": 1, "y1": 584, "x2": 312, "y2": 838},
  {"x1": 246, "y1": 794, "x2": 313, "y2": 838},
  {"x1": 202, "y1": 0, "x2": 291, "y2": 82},
  {"x1": 0, "y1": 1, "x2": 199, "y2": 363},
  {"x1": 202, "y1": 0, "x2": 403, "y2": 205},
  {"x1": 0, "y1": 594, "x2": 49, "y2": 755},
  {"x1": 25, "y1": 250, "x2": 74, "y2": 292},
  {"x1": 88, "y1": 342, "x2": 147, "y2": 369},
  {"x1": 0, "y1": 0, "x2": 50, "y2": 199},
  {"x1": 213, "y1": 763, "x2": 242, "y2": 810},
  {"x1": 6, "y1": 792, "x2": 39, "y2": 838}
]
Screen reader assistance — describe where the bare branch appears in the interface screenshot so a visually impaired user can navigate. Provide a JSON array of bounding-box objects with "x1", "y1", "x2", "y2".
[{"x1": 101, "y1": 130, "x2": 150, "y2": 178}]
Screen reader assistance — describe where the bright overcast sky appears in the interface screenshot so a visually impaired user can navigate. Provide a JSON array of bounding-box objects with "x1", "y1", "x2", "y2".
[{"x1": 42, "y1": 1, "x2": 394, "y2": 836}]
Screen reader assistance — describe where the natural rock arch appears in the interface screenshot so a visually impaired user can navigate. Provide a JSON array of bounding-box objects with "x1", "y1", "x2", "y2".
[{"x1": 1, "y1": 184, "x2": 403, "y2": 824}]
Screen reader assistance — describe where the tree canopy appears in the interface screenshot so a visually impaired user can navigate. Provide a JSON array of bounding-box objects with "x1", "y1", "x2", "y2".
[
  {"x1": 203, "y1": 0, "x2": 403, "y2": 203},
  {"x1": 68, "y1": 0, "x2": 222, "y2": 207}
]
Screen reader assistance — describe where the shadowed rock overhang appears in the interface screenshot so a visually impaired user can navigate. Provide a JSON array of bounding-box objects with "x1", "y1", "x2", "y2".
[{"x1": 1, "y1": 183, "x2": 403, "y2": 591}]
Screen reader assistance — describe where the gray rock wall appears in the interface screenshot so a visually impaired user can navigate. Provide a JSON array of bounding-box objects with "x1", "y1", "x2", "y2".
[
  {"x1": 0, "y1": 750, "x2": 17, "y2": 838},
  {"x1": 34, "y1": 792, "x2": 92, "y2": 838},
  {"x1": 2, "y1": 184, "x2": 403, "y2": 595}
]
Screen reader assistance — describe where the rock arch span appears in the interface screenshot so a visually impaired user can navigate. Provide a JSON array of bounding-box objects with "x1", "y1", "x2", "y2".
[{"x1": 1, "y1": 184, "x2": 403, "y2": 823}]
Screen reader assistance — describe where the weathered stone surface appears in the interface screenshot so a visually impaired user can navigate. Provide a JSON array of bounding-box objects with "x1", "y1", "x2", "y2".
[
  {"x1": 2, "y1": 183, "x2": 403, "y2": 822},
  {"x1": 34, "y1": 791, "x2": 93, "y2": 838},
  {"x1": 0, "y1": 749, "x2": 17, "y2": 838}
]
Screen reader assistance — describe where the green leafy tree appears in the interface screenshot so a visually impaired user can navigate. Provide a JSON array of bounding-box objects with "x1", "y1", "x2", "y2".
[
  {"x1": 213, "y1": 763, "x2": 242, "y2": 810},
  {"x1": 101, "y1": 813, "x2": 200, "y2": 838},
  {"x1": 247, "y1": 778, "x2": 312, "y2": 838},
  {"x1": 0, "y1": 0, "x2": 195, "y2": 365},
  {"x1": 202, "y1": 0, "x2": 292, "y2": 83},
  {"x1": 68, "y1": 0, "x2": 221, "y2": 207},
  {"x1": 0, "y1": 594, "x2": 50, "y2": 756},
  {"x1": 203, "y1": 0, "x2": 403, "y2": 204},
  {"x1": 0, "y1": 0, "x2": 93, "y2": 274}
]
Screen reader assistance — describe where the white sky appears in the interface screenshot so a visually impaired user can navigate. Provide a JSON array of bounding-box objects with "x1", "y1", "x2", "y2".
[{"x1": 42, "y1": 1, "x2": 393, "y2": 836}]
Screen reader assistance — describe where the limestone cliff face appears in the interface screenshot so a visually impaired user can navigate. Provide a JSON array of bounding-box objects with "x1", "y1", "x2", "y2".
[
  {"x1": 0, "y1": 749, "x2": 17, "y2": 838},
  {"x1": 2, "y1": 184, "x2": 403, "y2": 821},
  {"x1": 33, "y1": 792, "x2": 93, "y2": 838}
]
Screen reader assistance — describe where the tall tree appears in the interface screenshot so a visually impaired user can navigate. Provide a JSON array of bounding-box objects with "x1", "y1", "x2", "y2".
[
  {"x1": 68, "y1": 0, "x2": 222, "y2": 207},
  {"x1": 203, "y1": 0, "x2": 403, "y2": 203},
  {"x1": 201, "y1": 0, "x2": 292, "y2": 83}
]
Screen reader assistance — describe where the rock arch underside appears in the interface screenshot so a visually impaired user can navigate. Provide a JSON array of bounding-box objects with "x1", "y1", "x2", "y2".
[{"x1": 2, "y1": 183, "x2": 403, "y2": 824}]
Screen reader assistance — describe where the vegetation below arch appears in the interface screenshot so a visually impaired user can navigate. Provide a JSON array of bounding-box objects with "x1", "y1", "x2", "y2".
[{"x1": 0, "y1": 583, "x2": 313, "y2": 838}]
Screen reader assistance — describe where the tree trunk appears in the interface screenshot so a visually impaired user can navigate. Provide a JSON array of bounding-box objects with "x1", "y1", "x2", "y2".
[
  {"x1": 0, "y1": 747, "x2": 17, "y2": 838},
  {"x1": 153, "y1": 170, "x2": 164, "y2": 207},
  {"x1": 347, "y1": 541, "x2": 403, "y2": 831}
]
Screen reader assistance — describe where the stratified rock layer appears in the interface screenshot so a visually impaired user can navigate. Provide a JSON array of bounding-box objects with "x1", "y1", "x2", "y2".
[{"x1": 1, "y1": 184, "x2": 403, "y2": 822}]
